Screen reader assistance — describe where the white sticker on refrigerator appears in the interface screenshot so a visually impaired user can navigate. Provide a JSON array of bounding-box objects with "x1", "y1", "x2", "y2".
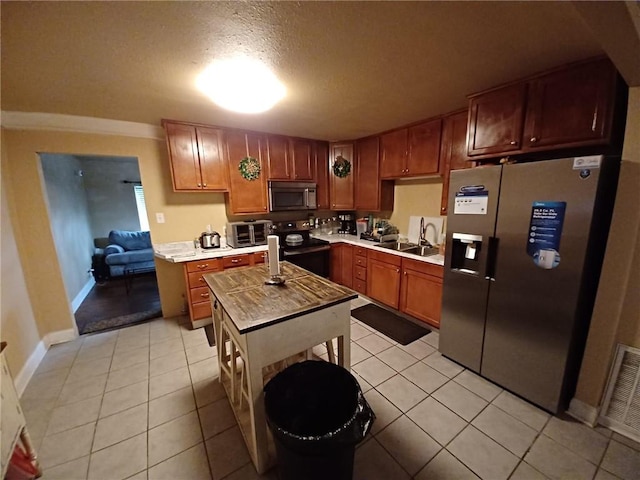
[
  {"x1": 527, "y1": 201, "x2": 566, "y2": 269},
  {"x1": 573, "y1": 156, "x2": 601, "y2": 170},
  {"x1": 454, "y1": 186, "x2": 488, "y2": 215}
]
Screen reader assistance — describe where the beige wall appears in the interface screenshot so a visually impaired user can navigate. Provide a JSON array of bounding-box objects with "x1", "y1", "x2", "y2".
[
  {"x1": 1, "y1": 132, "x2": 42, "y2": 376},
  {"x1": 1, "y1": 128, "x2": 229, "y2": 358},
  {"x1": 574, "y1": 87, "x2": 640, "y2": 409},
  {"x1": 389, "y1": 178, "x2": 444, "y2": 238}
]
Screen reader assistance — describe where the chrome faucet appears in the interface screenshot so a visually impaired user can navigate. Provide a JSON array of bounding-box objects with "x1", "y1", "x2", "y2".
[{"x1": 419, "y1": 217, "x2": 437, "y2": 247}]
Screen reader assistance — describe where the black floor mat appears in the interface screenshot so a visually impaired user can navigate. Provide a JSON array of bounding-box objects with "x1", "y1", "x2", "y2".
[{"x1": 351, "y1": 304, "x2": 430, "y2": 345}]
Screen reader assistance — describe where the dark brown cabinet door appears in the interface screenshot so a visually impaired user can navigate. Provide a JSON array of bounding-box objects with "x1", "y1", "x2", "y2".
[
  {"x1": 467, "y1": 83, "x2": 527, "y2": 157},
  {"x1": 367, "y1": 258, "x2": 401, "y2": 309},
  {"x1": 330, "y1": 243, "x2": 342, "y2": 284},
  {"x1": 291, "y1": 139, "x2": 314, "y2": 181},
  {"x1": 407, "y1": 118, "x2": 442, "y2": 175},
  {"x1": 523, "y1": 58, "x2": 617, "y2": 149},
  {"x1": 165, "y1": 122, "x2": 203, "y2": 190},
  {"x1": 340, "y1": 244, "x2": 353, "y2": 288},
  {"x1": 380, "y1": 129, "x2": 408, "y2": 178},
  {"x1": 196, "y1": 127, "x2": 229, "y2": 191},
  {"x1": 355, "y1": 136, "x2": 381, "y2": 211},
  {"x1": 400, "y1": 264, "x2": 443, "y2": 328},
  {"x1": 225, "y1": 130, "x2": 269, "y2": 214},
  {"x1": 329, "y1": 142, "x2": 355, "y2": 210},
  {"x1": 266, "y1": 135, "x2": 290, "y2": 180},
  {"x1": 315, "y1": 141, "x2": 330, "y2": 209},
  {"x1": 440, "y1": 110, "x2": 472, "y2": 215}
]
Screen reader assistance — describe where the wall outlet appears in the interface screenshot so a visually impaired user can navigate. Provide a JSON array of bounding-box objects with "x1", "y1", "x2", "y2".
[{"x1": 156, "y1": 212, "x2": 165, "y2": 224}]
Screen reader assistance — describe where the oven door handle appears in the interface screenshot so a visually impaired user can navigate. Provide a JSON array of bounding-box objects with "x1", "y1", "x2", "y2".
[{"x1": 282, "y1": 245, "x2": 331, "y2": 256}]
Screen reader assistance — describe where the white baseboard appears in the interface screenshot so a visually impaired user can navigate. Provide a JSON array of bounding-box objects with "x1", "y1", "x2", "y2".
[
  {"x1": 14, "y1": 341, "x2": 47, "y2": 397},
  {"x1": 44, "y1": 329, "x2": 78, "y2": 347},
  {"x1": 14, "y1": 328, "x2": 78, "y2": 396},
  {"x1": 567, "y1": 397, "x2": 600, "y2": 427},
  {"x1": 72, "y1": 277, "x2": 96, "y2": 313}
]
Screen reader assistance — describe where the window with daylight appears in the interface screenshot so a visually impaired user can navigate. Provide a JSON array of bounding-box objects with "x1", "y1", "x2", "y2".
[{"x1": 134, "y1": 185, "x2": 149, "y2": 231}]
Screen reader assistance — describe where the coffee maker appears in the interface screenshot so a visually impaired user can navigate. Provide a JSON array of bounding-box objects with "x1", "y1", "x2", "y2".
[{"x1": 337, "y1": 212, "x2": 357, "y2": 235}]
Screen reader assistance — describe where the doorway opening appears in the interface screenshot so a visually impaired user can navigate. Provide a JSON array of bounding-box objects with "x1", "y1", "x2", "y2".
[{"x1": 39, "y1": 153, "x2": 161, "y2": 335}]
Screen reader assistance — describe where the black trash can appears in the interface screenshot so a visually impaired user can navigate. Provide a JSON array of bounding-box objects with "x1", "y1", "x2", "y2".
[{"x1": 264, "y1": 360, "x2": 375, "y2": 480}]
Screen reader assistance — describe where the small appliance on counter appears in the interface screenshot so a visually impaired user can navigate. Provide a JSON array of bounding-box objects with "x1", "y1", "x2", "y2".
[
  {"x1": 227, "y1": 220, "x2": 272, "y2": 248},
  {"x1": 200, "y1": 231, "x2": 220, "y2": 249},
  {"x1": 337, "y1": 212, "x2": 357, "y2": 235},
  {"x1": 359, "y1": 220, "x2": 399, "y2": 243}
]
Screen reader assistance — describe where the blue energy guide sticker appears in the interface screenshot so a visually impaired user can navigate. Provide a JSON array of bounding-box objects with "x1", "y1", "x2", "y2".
[{"x1": 527, "y1": 201, "x2": 566, "y2": 269}]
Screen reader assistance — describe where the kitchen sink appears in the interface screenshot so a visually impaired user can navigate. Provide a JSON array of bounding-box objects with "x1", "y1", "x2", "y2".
[
  {"x1": 374, "y1": 242, "x2": 440, "y2": 258},
  {"x1": 403, "y1": 245, "x2": 440, "y2": 257},
  {"x1": 374, "y1": 241, "x2": 418, "y2": 251}
]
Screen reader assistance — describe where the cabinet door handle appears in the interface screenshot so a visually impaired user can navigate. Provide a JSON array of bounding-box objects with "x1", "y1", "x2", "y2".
[
  {"x1": 203, "y1": 183, "x2": 207, "y2": 187},
  {"x1": 592, "y1": 110, "x2": 598, "y2": 132},
  {"x1": 199, "y1": 277, "x2": 205, "y2": 283},
  {"x1": 529, "y1": 137, "x2": 537, "y2": 143},
  {"x1": 197, "y1": 183, "x2": 202, "y2": 187},
  {"x1": 403, "y1": 271, "x2": 407, "y2": 276},
  {"x1": 197, "y1": 264, "x2": 209, "y2": 269},
  {"x1": 396, "y1": 269, "x2": 400, "y2": 273},
  {"x1": 510, "y1": 141, "x2": 518, "y2": 145},
  {"x1": 231, "y1": 259, "x2": 239, "y2": 263},
  {"x1": 200, "y1": 292, "x2": 210, "y2": 298}
]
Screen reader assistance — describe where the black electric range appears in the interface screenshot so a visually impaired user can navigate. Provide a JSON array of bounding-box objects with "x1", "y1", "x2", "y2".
[{"x1": 271, "y1": 220, "x2": 330, "y2": 277}]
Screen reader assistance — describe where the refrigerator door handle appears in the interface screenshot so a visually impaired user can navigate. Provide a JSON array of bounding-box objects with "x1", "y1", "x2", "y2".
[{"x1": 485, "y1": 236, "x2": 499, "y2": 281}]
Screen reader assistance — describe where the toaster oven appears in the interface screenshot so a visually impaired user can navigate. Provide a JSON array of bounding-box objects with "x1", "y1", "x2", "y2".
[{"x1": 226, "y1": 220, "x2": 273, "y2": 248}]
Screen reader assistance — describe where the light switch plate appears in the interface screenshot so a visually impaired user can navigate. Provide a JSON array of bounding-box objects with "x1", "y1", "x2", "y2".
[{"x1": 156, "y1": 212, "x2": 165, "y2": 224}]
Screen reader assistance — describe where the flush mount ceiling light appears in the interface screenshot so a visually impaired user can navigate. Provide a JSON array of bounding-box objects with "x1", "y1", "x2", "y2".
[{"x1": 197, "y1": 57, "x2": 286, "y2": 114}]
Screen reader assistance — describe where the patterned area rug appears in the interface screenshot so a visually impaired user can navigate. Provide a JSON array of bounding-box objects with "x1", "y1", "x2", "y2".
[{"x1": 79, "y1": 307, "x2": 163, "y2": 335}]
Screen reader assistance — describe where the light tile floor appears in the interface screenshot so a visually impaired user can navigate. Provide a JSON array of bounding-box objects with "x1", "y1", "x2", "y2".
[{"x1": 20, "y1": 297, "x2": 640, "y2": 480}]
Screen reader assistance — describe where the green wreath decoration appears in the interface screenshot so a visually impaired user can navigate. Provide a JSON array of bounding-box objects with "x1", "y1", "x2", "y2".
[
  {"x1": 333, "y1": 155, "x2": 351, "y2": 178},
  {"x1": 238, "y1": 156, "x2": 261, "y2": 181}
]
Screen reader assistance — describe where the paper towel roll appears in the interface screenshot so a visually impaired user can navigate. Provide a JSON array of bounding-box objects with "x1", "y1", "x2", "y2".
[{"x1": 268, "y1": 235, "x2": 280, "y2": 276}]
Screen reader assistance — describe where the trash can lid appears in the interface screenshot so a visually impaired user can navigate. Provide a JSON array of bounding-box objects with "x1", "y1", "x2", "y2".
[{"x1": 264, "y1": 360, "x2": 359, "y2": 439}]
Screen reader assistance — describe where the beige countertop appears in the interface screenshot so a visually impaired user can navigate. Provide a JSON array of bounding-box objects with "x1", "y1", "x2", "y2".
[
  {"x1": 153, "y1": 241, "x2": 267, "y2": 263},
  {"x1": 154, "y1": 234, "x2": 445, "y2": 267},
  {"x1": 203, "y1": 261, "x2": 357, "y2": 334},
  {"x1": 311, "y1": 233, "x2": 445, "y2": 266}
]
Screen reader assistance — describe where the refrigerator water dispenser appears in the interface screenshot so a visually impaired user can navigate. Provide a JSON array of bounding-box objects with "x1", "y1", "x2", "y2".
[{"x1": 451, "y1": 233, "x2": 483, "y2": 274}]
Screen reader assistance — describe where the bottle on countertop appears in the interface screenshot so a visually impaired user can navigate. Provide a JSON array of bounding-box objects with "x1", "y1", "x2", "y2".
[{"x1": 220, "y1": 226, "x2": 227, "y2": 248}]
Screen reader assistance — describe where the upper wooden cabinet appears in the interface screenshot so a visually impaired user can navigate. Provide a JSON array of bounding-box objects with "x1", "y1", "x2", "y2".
[
  {"x1": 380, "y1": 118, "x2": 442, "y2": 179},
  {"x1": 266, "y1": 136, "x2": 314, "y2": 181},
  {"x1": 467, "y1": 83, "x2": 527, "y2": 157},
  {"x1": 225, "y1": 130, "x2": 269, "y2": 215},
  {"x1": 440, "y1": 110, "x2": 474, "y2": 215},
  {"x1": 163, "y1": 121, "x2": 229, "y2": 191},
  {"x1": 380, "y1": 129, "x2": 408, "y2": 178},
  {"x1": 290, "y1": 138, "x2": 314, "y2": 181},
  {"x1": 355, "y1": 136, "x2": 394, "y2": 212},
  {"x1": 329, "y1": 142, "x2": 355, "y2": 210},
  {"x1": 314, "y1": 141, "x2": 330, "y2": 209},
  {"x1": 523, "y1": 58, "x2": 618, "y2": 150},
  {"x1": 467, "y1": 57, "x2": 621, "y2": 160}
]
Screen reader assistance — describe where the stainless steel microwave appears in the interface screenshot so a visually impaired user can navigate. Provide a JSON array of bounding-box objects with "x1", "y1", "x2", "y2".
[{"x1": 268, "y1": 181, "x2": 317, "y2": 212}]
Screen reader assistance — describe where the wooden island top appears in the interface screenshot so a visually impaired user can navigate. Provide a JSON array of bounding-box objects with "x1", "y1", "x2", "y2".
[{"x1": 203, "y1": 261, "x2": 357, "y2": 334}]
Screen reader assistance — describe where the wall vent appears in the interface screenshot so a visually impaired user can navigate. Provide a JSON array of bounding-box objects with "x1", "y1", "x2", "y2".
[{"x1": 599, "y1": 344, "x2": 640, "y2": 442}]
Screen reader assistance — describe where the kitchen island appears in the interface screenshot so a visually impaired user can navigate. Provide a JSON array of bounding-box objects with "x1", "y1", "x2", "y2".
[{"x1": 203, "y1": 261, "x2": 357, "y2": 474}]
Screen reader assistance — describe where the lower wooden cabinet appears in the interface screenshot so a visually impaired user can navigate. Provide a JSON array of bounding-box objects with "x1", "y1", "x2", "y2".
[
  {"x1": 330, "y1": 243, "x2": 353, "y2": 288},
  {"x1": 399, "y1": 257, "x2": 443, "y2": 328},
  {"x1": 352, "y1": 246, "x2": 368, "y2": 294},
  {"x1": 183, "y1": 251, "x2": 267, "y2": 326},
  {"x1": 367, "y1": 250, "x2": 401, "y2": 309},
  {"x1": 184, "y1": 259, "x2": 223, "y2": 322}
]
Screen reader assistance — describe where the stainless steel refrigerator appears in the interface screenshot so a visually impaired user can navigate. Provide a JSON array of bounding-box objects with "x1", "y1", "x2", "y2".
[{"x1": 440, "y1": 156, "x2": 619, "y2": 414}]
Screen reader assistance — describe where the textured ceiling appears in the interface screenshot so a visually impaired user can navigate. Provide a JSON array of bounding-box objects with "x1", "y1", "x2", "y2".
[{"x1": 1, "y1": 1, "x2": 637, "y2": 141}]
